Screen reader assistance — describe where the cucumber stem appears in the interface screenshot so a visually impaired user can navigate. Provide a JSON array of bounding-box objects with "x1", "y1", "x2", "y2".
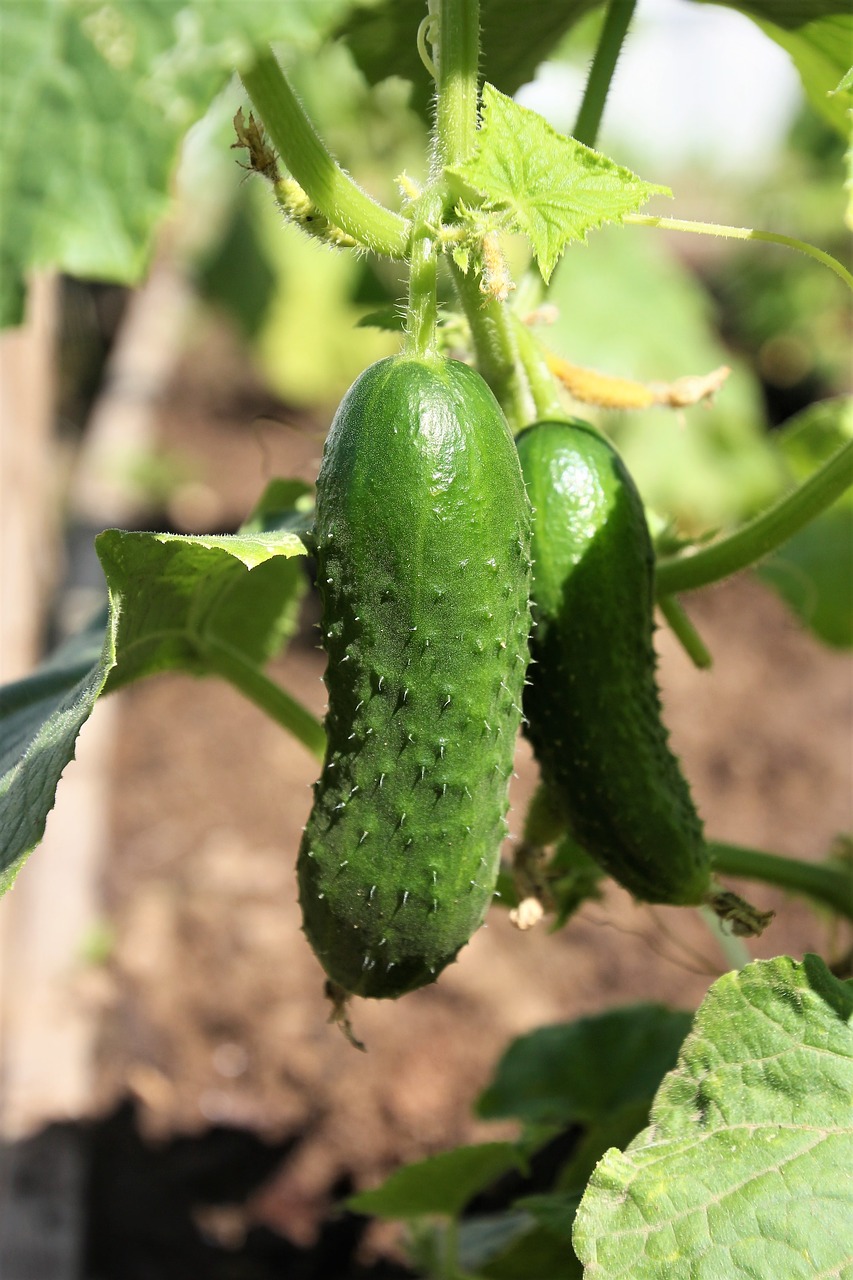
[
  {"x1": 433, "y1": 0, "x2": 481, "y2": 172},
  {"x1": 206, "y1": 640, "x2": 325, "y2": 761},
  {"x1": 573, "y1": 0, "x2": 637, "y2": 148},
  {"x1": 405, "y1": 188, "x2": 443, "y2": 358},
  {"x1": 451, "y1": 263, "x2": 534, "y2": 428},
  {"x1": 404, "y1": 0, "x2": 481, "y2": 357},
  {"x1": 241, "y1": 50, "x2": 410, "y2": 258},
  {"x1": 657, "y1": 595, "x2": 713, "y2": 669},
  {"x1": 655, "y1": 438, "x2": 853, "y2": 594},
  {"x1": 709, "y1": 841, "x2": 853, "y2": 923},
  {"x1": 512, "y1": 315, "x2": 567, "y2": 423}
]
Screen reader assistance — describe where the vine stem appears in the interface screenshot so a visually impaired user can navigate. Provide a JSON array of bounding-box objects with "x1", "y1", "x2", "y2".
[
  {"x1": 709, "y1": 842, "x2": 853, "y2": 922},
  {"x1": 655, "y1": 438, "x2": 853, "y2": 595},
  {"x1": 573, "y1": 0, "x2": 637, "y2": 148},
  {"x1": 657, "y1": 595, "x2": 713, "y2": 669},
  {"x1": 405, "y1": 0, "x2": 481, "y2": 356},
  {"x1": 405, "y1": 188, "x2": 443, "y2": 358},
  {"x1": 626, "y1": 214, "x2": 853, "y2": 292},
  {"x1": 433, "y1": 0, "x2": 480, "y2": 172},
  {"x1": 205, "y1": 639, "x2": 325, "y2": 761},
  {"x1": 512, "y1": 314, "x2": 567, "y2": 423},
  {"x1": 452, "y1": 265, "x2": 535, "y2": 428},
  {"x1": 240, "y1": 50, "x2": 409, "y2": 258}
]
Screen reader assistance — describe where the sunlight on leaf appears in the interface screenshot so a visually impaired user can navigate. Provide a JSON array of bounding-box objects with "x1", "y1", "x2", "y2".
[
  {"x1": 573, "y1": 956, "x2": 853, "y2": 1279},
  {"x1": 449, "y1": 85, "x2": 670, "y2": 282}
]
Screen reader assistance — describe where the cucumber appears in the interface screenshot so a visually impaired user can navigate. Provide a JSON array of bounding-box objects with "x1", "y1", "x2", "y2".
[
  {"x1": 299, "y1": 355, "x2": 532, "y2": 999},
  {"x1": 516, "y1": 418, "x2": 710, "y2": 906}
]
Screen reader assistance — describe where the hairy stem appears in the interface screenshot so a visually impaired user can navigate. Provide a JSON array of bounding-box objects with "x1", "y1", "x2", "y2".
[
  {"x1": 512, "y1": 315, "x2": 567, "y2": 423},
  {"x1": 709, "y1": 841, "x2": 853, "y2": 923},
  {"x1": 655, "y1": 439, "x2": 853, "y2": 594},
  {"x1": 241, "y1": 50, "x2": 409, "y2": 258},
  {"x1": 406, "y1": 188, "x2": 443, "y2": 358},
  {"x1": 206, "y1": 641, "x2": 325, "y2": 761},
  {"x1": 573, "y1": 0, "x2": 637, "y2": 148},
  {"x1": 626, "y1": 214, "x2": 853, "y2": 292},
  {"x1": 451, "y1": 265, "x2": 534, "y2": 428},
  {"x1": 433, "y1": 0, "x2": 481, "y2": 173}
]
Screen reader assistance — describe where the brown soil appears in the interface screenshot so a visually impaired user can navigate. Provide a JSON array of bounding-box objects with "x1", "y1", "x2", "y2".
[{"x1": 89, "y1": 325, "x2": 853, "y2": 1254}]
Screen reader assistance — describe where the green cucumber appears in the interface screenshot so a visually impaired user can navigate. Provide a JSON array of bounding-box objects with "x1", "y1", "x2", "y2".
[
  {"x1": 516, "y1": 418, "x2": 709, "y2": 906},
  {"x1": 299, "y1": 355, "x2": 532, "y2": 999}
]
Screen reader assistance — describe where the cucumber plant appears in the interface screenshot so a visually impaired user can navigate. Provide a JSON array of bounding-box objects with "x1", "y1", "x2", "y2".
[{"x1": 1, "y1": 1, "x2": 851, "y2": 1276}]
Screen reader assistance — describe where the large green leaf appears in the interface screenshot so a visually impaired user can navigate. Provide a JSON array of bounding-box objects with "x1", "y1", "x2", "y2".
[
  {"x1": 336, "y1": 0, "x2": 603, "y2": 119},
  {"x1": 691, "y1": 3, "x2": 853, "y2": 134},
  {"x1": 449, "y1": 85, "x2": 669, "y2": 282},
  {"x1": 0, "y1": 0, "x2": 353, "y2": 326},
  {"x1": 0, "y1": 482, "x2": 311, "y2": 894},
  {"x1": 573, "y1": 955, "x2": 853, "y2": 1280},
  {"x1": 757, "y1": 398, "x2": 853, "y2": 648}
]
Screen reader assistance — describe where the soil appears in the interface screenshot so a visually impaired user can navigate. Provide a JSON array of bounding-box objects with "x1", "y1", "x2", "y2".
[{"x1": 40, "y1": 324, "x2": 853, "y2": 1274}]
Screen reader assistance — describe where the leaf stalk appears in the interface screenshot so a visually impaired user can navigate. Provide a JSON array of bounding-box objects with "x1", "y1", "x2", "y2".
[{"x1": 655, "y1": 439, "x2": 853, "y2": 594}]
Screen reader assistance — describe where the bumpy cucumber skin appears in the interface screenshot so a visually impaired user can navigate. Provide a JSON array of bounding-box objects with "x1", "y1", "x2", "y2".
[
  {"x1": 516, "y1": 419, "x2": 709, "y2": 905},
  {"x1": 299, "y1": 355, "x2": 532, "y2": 999}
]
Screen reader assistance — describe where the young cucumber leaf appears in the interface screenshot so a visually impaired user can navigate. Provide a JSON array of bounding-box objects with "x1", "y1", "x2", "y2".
[
  {"x1": 757, "y1": 398, "x2": 853, "y2": 648},
  {"x1": 347, "y1": 1144, "x2": 524, "y2": 1220},
  {"x1": 0, "y1": 0, "x2": 352, "y2": 326},
  {"x1": 0, "y1": 484, "x2": 312, "y2": 895},
  {"x1": 448, "y1": 85, "x2": 670, "y2": 283},
  {"x1": 573, "y1": 955, "x2": 853, "y2": 1280}
]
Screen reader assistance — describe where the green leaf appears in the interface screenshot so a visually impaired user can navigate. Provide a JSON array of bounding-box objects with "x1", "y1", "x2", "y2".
[
  {"x1": 757, "y1": 398, "x2": 853, "y2": 648},
  {"x1": 0, "y1": 503, "x2": 310, "y2": 895},
  {"x1": 0, "y1": 0, "x2": 352, "y2": 326},
  {"x1": 833, "y1": 66, "x2": 853, "y2": 94},
  {"x1": 237, "y1": 477, "x2": 314, "y2": 536},
  {"x1": 449, "y1": 85, "x2": 669, "y2": 282},
  {"x1": 95, "y1": 528, "x2": 307, "y2": 688},
  {"x1": 573, "y1": 955, "x2": 853, "y2": 1280},
  {"x1": 336, "y1": 0, "x2": 603, "y2": 120},
  {"x1": 473, "y1": 1201, "x2": 584, "y2": 1280},
  {"x1": 0, "y1": 608, "x2": 111, "y2": 894},
  {"x1": 689, "y1": 3, "x2": 853, "y2": 135},
  {"x1": 347, "y1": 1143, "x2": 524, "y2": 1219},
  {"x1": 455, "y1": 1213, "x2": 540, "y2": 1276},
  {"x1": 478, "y1": 1005, "x2": 693, "y2": 1130}
]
